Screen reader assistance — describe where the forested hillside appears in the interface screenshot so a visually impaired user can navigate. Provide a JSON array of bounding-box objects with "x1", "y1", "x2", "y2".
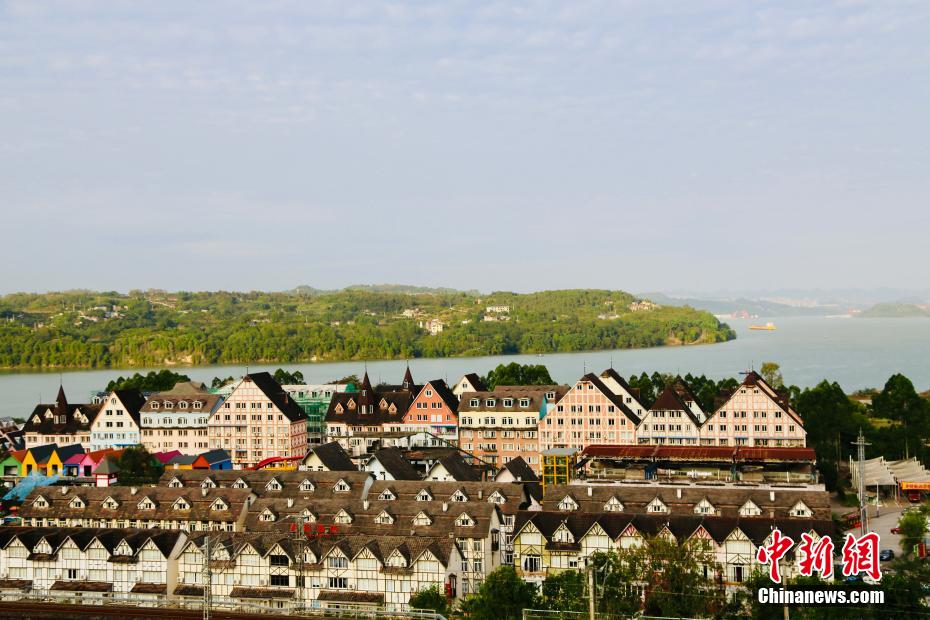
[{"x1": 0, "y1": 288, "x2": 734, "y2": 369}]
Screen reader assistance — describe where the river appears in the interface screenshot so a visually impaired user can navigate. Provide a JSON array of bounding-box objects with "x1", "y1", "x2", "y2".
[{"x1": 1, "y1": 316, "x2": 928, "y2": 419}]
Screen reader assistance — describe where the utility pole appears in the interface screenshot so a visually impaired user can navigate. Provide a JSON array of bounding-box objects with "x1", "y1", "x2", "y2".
[
  {"x1": 587, "y1": 563, "x2": 595, "y2": 620},
  {"x1": 853, "y1": 428, "x2": 871, "y2": 535},
  {"x1": 202, "y1": 534, "x2": 212, "y2": 620},
  {"x1": 292, "y1": 515, "x2": 307, "y2": 613}
]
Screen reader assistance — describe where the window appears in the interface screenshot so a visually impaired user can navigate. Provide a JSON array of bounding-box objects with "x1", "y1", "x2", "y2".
[
  {"x1": 328, "y1": 556, "x2": 348, "y2": 569},
  {"x1": 269, "y1": 554, "x2": 289, "y2": 567},
  {"x1": 270, "y1": 574, "x2": 289, "y2": 586},
  {"x1": 67, "y1": 568, "x2": 78, "y2": 580},
  {"x1": 522, "y1": 555, "x2": 541, "y2": 573},
  {"x1": 328, "y1": 577, "x2": 348, "y2": 589}
]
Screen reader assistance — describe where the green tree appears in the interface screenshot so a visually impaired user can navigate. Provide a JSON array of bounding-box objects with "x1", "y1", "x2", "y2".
[
  {"x1": 898, "y1": 510, "x2": 928, "y2": 555},
  {"x1": 211, "y1": 375, "x2": 235, "y2": 389},
  {"x1": 760, "y1": 361, "x2": 785, "y2": 389},
  {"x1": 106, "y1": 369, "x2": 191, "y2": 392},
  {"x1": 483, "y1": 363, "x2": 554, "y2": 390},
  {"x1": 115, "y1": 446, "x2": 164, "y2": 485},
  {"x1": 272, "y1": 368, "x2": 305, "y2": 385},
  {"x1": 468, "y1": 565, "x2": 538, "y2": 620},
  {"x1": 409, "y1": 585, "x2": 449, "y2": 616},
  {"x1": 539, "y1": 569, "x2": 586, "y2": 612}
]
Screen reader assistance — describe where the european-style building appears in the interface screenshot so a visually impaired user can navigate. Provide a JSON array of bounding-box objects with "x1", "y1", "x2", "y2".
[
  {"x1": 89, "y1": 389, "x2": 146, "y2": 451},
  {"x1": 140, "y1": 382, "x2": 223, "y2": 455},
  {"x1": 209, "y1": 373, "x2": 308, "y2": 468}
]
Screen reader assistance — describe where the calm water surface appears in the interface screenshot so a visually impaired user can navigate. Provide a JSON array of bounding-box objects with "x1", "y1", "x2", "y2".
[{"x1": 1, "y1": 317, "x2": 928, "y2": 418}]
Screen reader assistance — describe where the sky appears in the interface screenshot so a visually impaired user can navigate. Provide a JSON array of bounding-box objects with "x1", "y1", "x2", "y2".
[{"x1": 2, "y1": 1, "x2": 929, "y2": 295}]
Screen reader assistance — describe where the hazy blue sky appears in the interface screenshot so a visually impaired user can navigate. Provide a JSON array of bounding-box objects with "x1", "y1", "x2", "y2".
[{"x1": 2, "y1": 1, "x2": 928, "y2": 294}]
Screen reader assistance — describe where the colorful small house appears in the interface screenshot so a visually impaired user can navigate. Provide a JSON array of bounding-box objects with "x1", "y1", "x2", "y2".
[
  {"x1": 153, "y1": 450, "x2": 182, "y2": 466},
  {"x1": 191, "y1": 448, "x2": 232, "y2": 470},
  {"x1": 63, "y1": 448, "x2": 125, "y2": 477},
  {"x1": 93, "y1": 456, "x2": 120, "y2": 487},
  {"x1": 0, "y1": 450, "x2": 27, "y2": 477},
  {"x1": 167, "y1": 454, "x2": 197, "y2": 470},
  {"x1": 48, "y1": 444, "x2": 86, "y2": 476},
  {"x1": 20, "y1": 444, "x2": 58, "y2": 476}
]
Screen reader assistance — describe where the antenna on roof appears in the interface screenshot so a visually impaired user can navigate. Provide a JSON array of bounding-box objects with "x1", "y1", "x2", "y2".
[
  {"x1": 583, "y1": 360, "x2": 587, "y2": 374},
  {"x1": 609, "y1": 355, "x2": 613, "y2": 370}
]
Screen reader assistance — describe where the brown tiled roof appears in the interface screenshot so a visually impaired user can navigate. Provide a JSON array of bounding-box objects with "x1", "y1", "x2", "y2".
[
  {"x1": 580, "y1": 444, "x2": 816, "y2": 463},
  {"x1": 174, "y1": 584, "x2": 205, "y2": 596},
  {"x1": 131, "y1": 583, "x2": 168, "y2": 594},
  {"x1": 140, "y1": 390, "x2": 223, "y2": 415},
  {"x1": 540, "y1": 483, "x2": 830, "y2": 519},
  {"x1": 158, "y1": 469, "x2": 372, "y2": 499},
  {"x1": 319, "y1": 590, "x2": 385, "y2": 603},
  {"x1": 23, "y1": 386, "x2": 100, "y2": 436},
  {"x1": 231, "y1": 587, "x2": 295, "y2": 599},
  {"x1": 21, "y1": 485, "x2": 250, "y2": 523},
  {"x1": 514, "y1": 510, "x2": 835, "y2": 547},
  {"x1": 50, "y1": 580, "x2": 113, "y2": 592},
  {"x1": 326, "y1": 389, "x2": 414, "y2": 426},
  {"x1": 0, "y1": 579, "x2": 31, "y2": 590},
  {"x1": 650, "y1": 384, "x2": 702, "y2": 427}
]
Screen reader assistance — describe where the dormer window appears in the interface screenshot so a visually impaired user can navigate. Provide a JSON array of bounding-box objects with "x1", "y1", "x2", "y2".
[
  {"x1": 488, "y1": 491, "x2": 506, "y2": 504},
  {"x1": 380, "y1": 399, "x2": 388, "y2": 410},
  {"x1": 416, "y1": 490, "x2": 433, "y2": 502},
  {"x1": 412, "y1": 511, "x2": 432, "y2": 526},
  {"x1": 335, "y1": 404, "x2": 344, "y2": 414},
  {"x1": 102, "y1": 497, "x2": 120, "y2": 510},
  {"x1": 604, "y1": 496, "x2": 624, "y2": 512},
  {"x1": 173, "y1": 498, "x2": 191, "y2": 510},
  {"x1": 138, "y1": 497, "x2": 156, "y2": 510},
  {"x1": 334, "y1": 509, "x2": 353, "y2": 524},
  {"x1": 164, "y1": 401, "x2": 174, "y2": 409},
  {"x1": 334, "y1": 479, "x2": 351, "y2": 493},
  {"x1": 298, "y1": 479, "x2": 314, "y2": 492},
  {"x1": 790, "y1": 501, "x2": 813, "y2": 518},
  {"x1": 114, "y1": 541, "x2": 133, "y2": 556},
  {"x1": 694, "y1": 499, "x2": 716, "y2": 515},
  {"x1": 387, "y1": 550, "x2": 407, "y2": 567},
  {"x1": 503, "y1": 399, "x2": 513, "y2": 407},
  {"x1": 232, "y1": 479, "x2": 250, "y2": 489},
  {"x1": 646, "y1": 497, "x2": 668, "y2": 514},
  {"x1": 300, "y1": 509, "x2": 316, "y2": 522},
  {"x1": 470, "y1": 399, "x2": 479, "y2": 407},
  {"x1": 259, "y1": 508, "x2": 277, "y2": 522},
  {"x1": 739, "y1": 500, "x2": 762, "y2": 517},
  {"x1": 519, "y1": 398, "x2": 530, "y2": 407},
  {"x1": 150, "y1": 402, "x2": 159, "y2": 410},
  {"x1": 201, "y1": 478, "x2": 216, "y2": 488},
  {"x1": 265, "y1": 478, "x2": 282, "y2": 491},
  {"x1": 558, "y1": 496, "x2": 579, "y2": 511},
  {"x1": 552, "y1": 524, "x2": 574, "y2": 543},
  {"x1": 388, "y1": 403, "x2": 397, "y2": 414},
  {"x1": 486, "y1": 399, "x2": 496, "y2": 407},
  {"x1": 375, "y1": 510, "x2": 394, "y2": 525},
  {"x1": 455, "y1": 512, "x2": 474, "y2": 527},
  {"x1": 179, "y1": 401, "x2": 188, "y2": 409},
  {"x1": 169, "y1": 477, "x2": 184, "y2": 488},
  {"x1": 347, "y1": 399, "x2": 356, "y2": 410},
  {"x1": 378, "y1": 489, "x2": 396, "y2": 501},
  {"x1": 68, "y1": 496, "x2": 85, "y2": 509},
  {"x1": 451, "y1": 490, "x2": 468, "y2": 502},
  {"x1": 211, "y1": 498, "x2": 229, "y2": 511},
  {"x1": 193, "y1": 401, "x2": 202, "y2": 410}
]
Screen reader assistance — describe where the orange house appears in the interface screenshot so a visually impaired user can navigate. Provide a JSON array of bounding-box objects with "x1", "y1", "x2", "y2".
[{"x1": 402, "y1": 379, "x2": 459, "y2": 444}]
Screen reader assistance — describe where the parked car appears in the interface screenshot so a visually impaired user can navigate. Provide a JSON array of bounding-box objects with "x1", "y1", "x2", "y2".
[
  {"x1": 880, "y1": 549, "x2": 895, "y2": 561},
  {"x1": 891, "y1": 526, "x2": 902, "y2": 534}
]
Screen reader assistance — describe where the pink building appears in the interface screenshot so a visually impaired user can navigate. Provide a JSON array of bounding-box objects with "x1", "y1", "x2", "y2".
[
  {"x1": 538, "y1": 372, "x2": 641, "y2": 453},
  {"x1": 209, "y1": 372, "x2": 308, "y2": 468},
  {"x1": 402, "y1": 379, "x2": 459, "y2": 443},
  {"x1": 700, "y1": 371, "x2": 806, "y2": 447}
]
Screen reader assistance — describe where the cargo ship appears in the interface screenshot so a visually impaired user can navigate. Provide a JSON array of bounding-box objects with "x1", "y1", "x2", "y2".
[{"x1": 749, "y1": 322, "x2": 776, "y2": 331}]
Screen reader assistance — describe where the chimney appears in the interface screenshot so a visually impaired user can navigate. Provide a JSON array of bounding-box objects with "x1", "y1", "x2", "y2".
[
  {"x1": 517, "y1": 476, "x2": 522, "y2": 482},
  {"x1": 676, "y1": 488, "x2": 682, "y2": 499},
  {"x1": 130, "y1": 487, "x2": 138, "y2": 495},
  {"x1": 60, "y1": 486, "x2": 68, "y2": 495},
  {"x1": 363, "y1": 499, "x2": 370, "y2": 510},
  {"x1": 587, "y1": 486, "x2": 593, "y2": 497},
  {"x1": 201, "y1": 487, "x2": 208, "y2": 498},
  {"x1": 287, "y1": 498, "x2": 294, "y2": 508},
  {"x1": 442, "y1": 502, "x2": 448, "y2": 513},
  {"x1": 478, "y1": 489, "x2": 483, "y2": 499},
  {"x1": 770, "y1": 491, "x2": 775, "y2": 502}
]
